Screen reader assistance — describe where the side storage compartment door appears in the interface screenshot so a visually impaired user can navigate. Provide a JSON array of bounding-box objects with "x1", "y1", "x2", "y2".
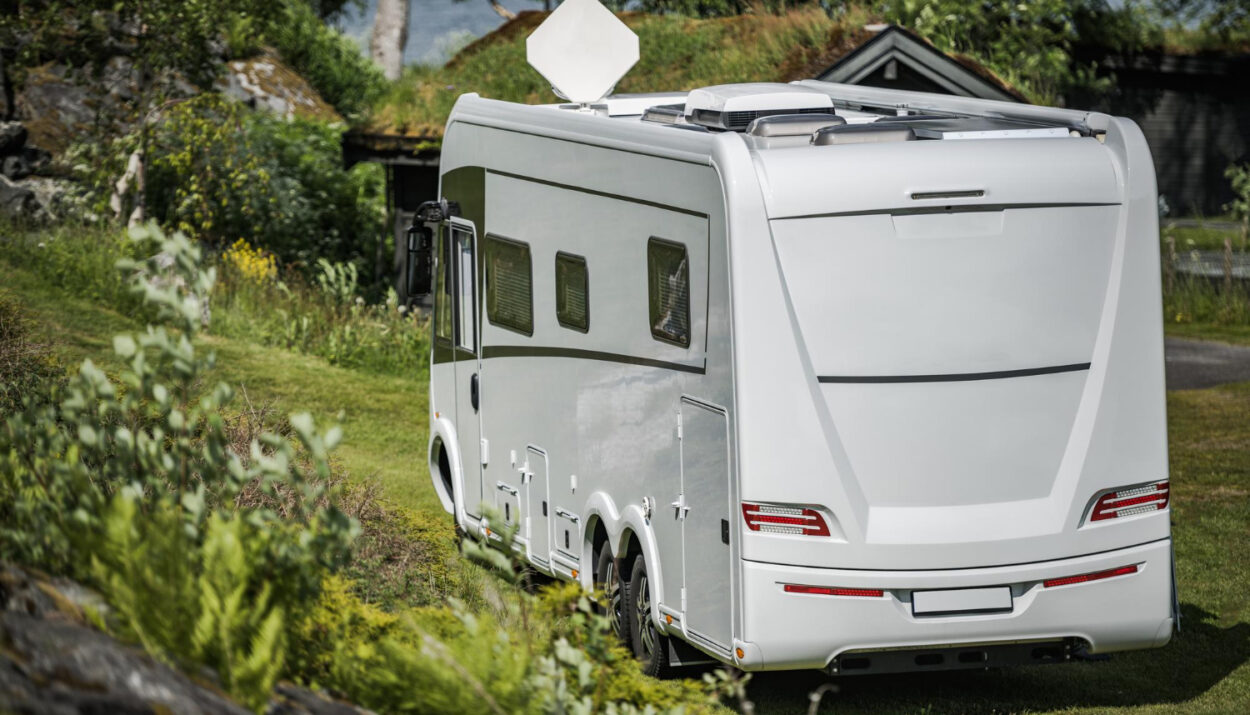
[
  {"x1": 525, "y1": 446, "x2": 551, "y2": 567},
  {"x1": 680, "y1": 397, "x2": 733, "y2": 652},
  {"x1": 495, "y1": 480, "x2": 521, "y2": 535}
]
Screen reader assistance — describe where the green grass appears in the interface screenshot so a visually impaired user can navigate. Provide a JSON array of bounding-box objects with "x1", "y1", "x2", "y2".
[
  {"x1": 1166, "y1": 322, "x2": 1250, "y2": 347},
  {"x1": 5, "y1": 252, "x2": 1249, "y2": 713},
  {"x1": 1164, "y1": 224, "x2": 1246, "y2": 253},
  {"x1": 0, "y1": 258, "x2": 455, "y2": 577},
  {"x1": 365, "y1": 7, "x2": 878, "y2": 138}
]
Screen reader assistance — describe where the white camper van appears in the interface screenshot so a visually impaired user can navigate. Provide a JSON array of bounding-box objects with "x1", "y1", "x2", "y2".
[{"x1": 406, "y1": 4, "x2": 1174, "y2": 678}]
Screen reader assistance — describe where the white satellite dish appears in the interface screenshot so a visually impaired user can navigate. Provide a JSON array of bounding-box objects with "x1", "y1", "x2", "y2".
[{"x1": 526, "y1": 0, "x2": 640, "y2": 106}]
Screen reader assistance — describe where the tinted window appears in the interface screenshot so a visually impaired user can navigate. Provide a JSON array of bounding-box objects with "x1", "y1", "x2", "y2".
[
  {"x1": 454, "y1": 227, "x2": 475, "y2": 351},
  {"x1": 485, "y1": 235, "x2": 533, "y2": 336},
  {"x1": 433, "y1": 226, "x2": 453, "y2": 343},
  {"x1": 555, "y1": 252, "x2": 589, "y2": 332},
  {"x1": 647, "y1": 238, "x2": 690, "y2": 347}
]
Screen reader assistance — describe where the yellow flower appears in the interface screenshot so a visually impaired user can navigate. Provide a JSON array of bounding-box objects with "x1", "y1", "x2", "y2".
[{"x1": 223, "y1": 239, "x2": 277, "y2": 284}]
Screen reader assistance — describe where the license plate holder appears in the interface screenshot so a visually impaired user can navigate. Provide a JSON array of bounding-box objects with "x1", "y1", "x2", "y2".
[{"x1": 912, "y1": 586, "x2": 1013, "y2": 616}]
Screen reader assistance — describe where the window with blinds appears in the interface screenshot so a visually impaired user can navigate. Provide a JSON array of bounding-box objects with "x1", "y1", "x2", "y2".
[
  {"x1": 485, "y1": 235, "x2": 533, "y2": 336},
  {"x1": 647, "y1": 238, "x2": 690, "y2": 347},
  {"x1": 555, "y1": 252, "x2": 589, "y2": 332}
]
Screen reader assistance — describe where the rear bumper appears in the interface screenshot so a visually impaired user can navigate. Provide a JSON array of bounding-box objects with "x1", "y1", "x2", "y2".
[{"x1": 735, "y1": 538, "x2": 1173, "y2": 671}]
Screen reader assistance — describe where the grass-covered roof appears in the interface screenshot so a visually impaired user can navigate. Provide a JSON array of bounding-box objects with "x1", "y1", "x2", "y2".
[{"x1": 361, "y1": 7, "x2": 901, "y2": 141}]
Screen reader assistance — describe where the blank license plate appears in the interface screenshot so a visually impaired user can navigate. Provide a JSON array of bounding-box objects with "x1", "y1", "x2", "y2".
[{"x1": 912, "y1": 586, "x2": 1012, "y2": 616}]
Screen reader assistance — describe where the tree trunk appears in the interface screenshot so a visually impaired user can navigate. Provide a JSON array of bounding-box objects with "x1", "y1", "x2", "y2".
[
  {"x1": 371, "y1": 0, "x2": 410, "y2": 82},
  {"x1": 489, "y1": 0, "x2": 518, "y2": 19}
]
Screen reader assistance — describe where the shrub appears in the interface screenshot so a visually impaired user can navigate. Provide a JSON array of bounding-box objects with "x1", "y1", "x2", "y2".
[
  {"x1": 298, "y1": 510, "x2": 713, "y2": 715},
  {"x1": 0, "y1": 223, "x2": 358, "y2": 710},
  {"x1": 71, "y1": 94, "x2": 388, "y2": 289},
  {"x1": 92, "y1": 494, "x2": 289, "y2": 711}
]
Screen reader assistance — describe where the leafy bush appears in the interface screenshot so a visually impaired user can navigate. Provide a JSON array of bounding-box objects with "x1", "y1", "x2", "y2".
[
  {"x1": 71, "y1": 94, "x2": 388, "y2": 288},
  {"x1": 295, "y1": 509, "x2": 712, "y2": 715},
  {"x1": 0, "y1": 223, "x2": 358, "y2": 709},
  {"x1": 92, "y1": 495, "x2": 289, "y2": 711}
]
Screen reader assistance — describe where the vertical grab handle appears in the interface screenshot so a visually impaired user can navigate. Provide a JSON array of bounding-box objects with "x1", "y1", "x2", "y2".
[{"x1": 470, "y1": 373, "x2": 480, "y2": 411}]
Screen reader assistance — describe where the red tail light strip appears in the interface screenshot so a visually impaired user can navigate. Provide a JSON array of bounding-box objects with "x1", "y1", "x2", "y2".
[
  {"x1": 784, "y1": 584, "x2": 884, "y2": 598},
  {"x1": 1090, "y1": 482, "x2": 1169, "y2": 521},
  {"x1": 741, "y1": 502, "x2": 831, "y2": 537},
  {"x1": 1043, "y1": 564, "x2": 1138, "y2": 588}
]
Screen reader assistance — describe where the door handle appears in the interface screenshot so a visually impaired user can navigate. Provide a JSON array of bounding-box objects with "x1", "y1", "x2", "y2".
[
  {"x1": 670, "y1": 497, "x2": 690, "y2": 520},
  {"x1": 470, "y1": 373, "x2": 480, "y2": 411}
]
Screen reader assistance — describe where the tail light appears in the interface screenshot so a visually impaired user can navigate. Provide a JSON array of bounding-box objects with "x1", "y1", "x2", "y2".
[
  {"x1": 741, "y1": 502, "x2": 830, "y2": 536},
  {"x1": 1044, "y1": 564, "x2": 1138, "y2": 588},
  {"x1": 1089, "y1": 481, "x2": 1169, "y2": 522},
  {"x1": 784, "y1": 584, "x2": 883, "y2": 597}
]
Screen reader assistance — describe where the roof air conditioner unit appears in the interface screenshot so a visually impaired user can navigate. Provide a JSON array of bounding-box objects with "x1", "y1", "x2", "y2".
[{"x1": 684, "y1": 83, "x2": 835, "y2": 131}]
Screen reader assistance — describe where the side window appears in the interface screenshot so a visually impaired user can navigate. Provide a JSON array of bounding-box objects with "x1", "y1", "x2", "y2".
[
  {"x1": 433, "y1": 226, "x2": 453, "y2": 343},
  {"x1": 647, "y1": 238, "x2": 690, "y2": 347},
  {"x1": 555, "y1": 252, "x2": 589, "y2": 332},
  {"x1": 484, "y1": 235, "x2": 533, "y2": 336},
  {"x1": 454, "y1": 227, "x2": 476, "y2": 351}
]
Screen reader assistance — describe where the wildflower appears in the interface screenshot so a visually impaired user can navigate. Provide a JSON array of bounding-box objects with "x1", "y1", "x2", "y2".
[
  {"x1": 397, "y1": 305, "x2": 407, "y2": 315},
  {"x1": 355, "y1": 296, "x2": 364, "y2": 306}
]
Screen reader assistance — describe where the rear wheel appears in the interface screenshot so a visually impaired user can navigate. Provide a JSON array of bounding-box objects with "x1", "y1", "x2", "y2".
[
  {"x1": 595, "y1": 542, "x2": 629, "y2": 649},
  {"x1": 628, "y1": 554, "x2": 672, "y2": 677}
]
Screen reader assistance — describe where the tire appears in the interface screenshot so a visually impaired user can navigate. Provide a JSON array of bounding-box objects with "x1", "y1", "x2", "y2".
[
  {"x1": 595, "y1": 542, "x2": 630, "y2": 649},
  {"x1": 628, "y1": 554, "x2": 672, "y2": 677}
]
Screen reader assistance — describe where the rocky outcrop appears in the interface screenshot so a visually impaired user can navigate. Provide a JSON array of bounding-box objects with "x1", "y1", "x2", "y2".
[
  {"x1": 0, "y1": 121, "x2": 49, "y2": 182},
  {"x1": 0, "y1": 564, "x2": 373, "y2": 715},
  {"x1": 216, "y1": 53, "x2": 342, "y2": 123},
  {"x1": 0, "y1": 175, "x2": 40, "y2": 221},
  {"x1": 0, "y1": 119, "x2": 82, "y2": 222}
]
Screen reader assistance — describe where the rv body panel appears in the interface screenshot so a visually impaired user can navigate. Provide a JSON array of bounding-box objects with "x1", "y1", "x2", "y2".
[
  {"x1": 426, "y1": 88, "x2": 1171, "y2": 673},
  {"x1": 437, "y1": 106, "x2": 738, "y2": 650}
]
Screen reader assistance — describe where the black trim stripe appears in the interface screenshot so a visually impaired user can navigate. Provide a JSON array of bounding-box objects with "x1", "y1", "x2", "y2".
[
  {"x1": 818, "y1": 362, "x2": 1091, "y2": 384},
  {"x1": 487, "y1": 169, "x2": 708, "y2": 219},
  {"x1": 776, "y1": 202, "x2": 1117, "y2": 221},
  {"x1": 482, "y1": 345, "x2": 706, "y2": 375}
]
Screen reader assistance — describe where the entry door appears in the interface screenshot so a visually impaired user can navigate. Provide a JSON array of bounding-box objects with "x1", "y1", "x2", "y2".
[
  {"x1": 450, "y1": 221, "x2": 484, "y2": 518},
  {"x1": 526, "y1": 447, "x2": 551, "y2": 566},
  {"x1": 680, "y1": 398, "x2": 733, "y2": 650}
]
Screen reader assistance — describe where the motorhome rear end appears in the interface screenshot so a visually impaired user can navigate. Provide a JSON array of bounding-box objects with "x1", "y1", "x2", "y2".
[{"x1": 417, "y1": 79, "x2": 1174, "y2": 676}]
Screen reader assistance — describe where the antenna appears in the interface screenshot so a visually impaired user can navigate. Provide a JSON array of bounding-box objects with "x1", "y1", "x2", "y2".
[{"x1": 526, "y1": 0, "x2": 639, "y2": 107}]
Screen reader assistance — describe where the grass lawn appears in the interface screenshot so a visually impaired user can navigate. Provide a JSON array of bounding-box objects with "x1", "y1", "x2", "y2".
[
  {"x1": 1166, "y1": 322, "x2": 1250, "y2": 347},
  {"x1": 1165, "y1": 223, "x2": 1247, "y2": 252},
  {"x1": 5, "y1": 255, "x2": 1249, "y2": 714}
]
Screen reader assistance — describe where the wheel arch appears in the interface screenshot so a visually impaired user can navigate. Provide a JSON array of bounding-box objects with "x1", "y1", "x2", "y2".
[{"x1": 428, "y1": 416, "x2": 466, "y2": 526}]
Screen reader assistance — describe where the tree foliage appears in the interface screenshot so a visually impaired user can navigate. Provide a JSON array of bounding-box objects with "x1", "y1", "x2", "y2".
[{"x1": 0, "y1": 0, "x2": 276, "y2": 88}]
